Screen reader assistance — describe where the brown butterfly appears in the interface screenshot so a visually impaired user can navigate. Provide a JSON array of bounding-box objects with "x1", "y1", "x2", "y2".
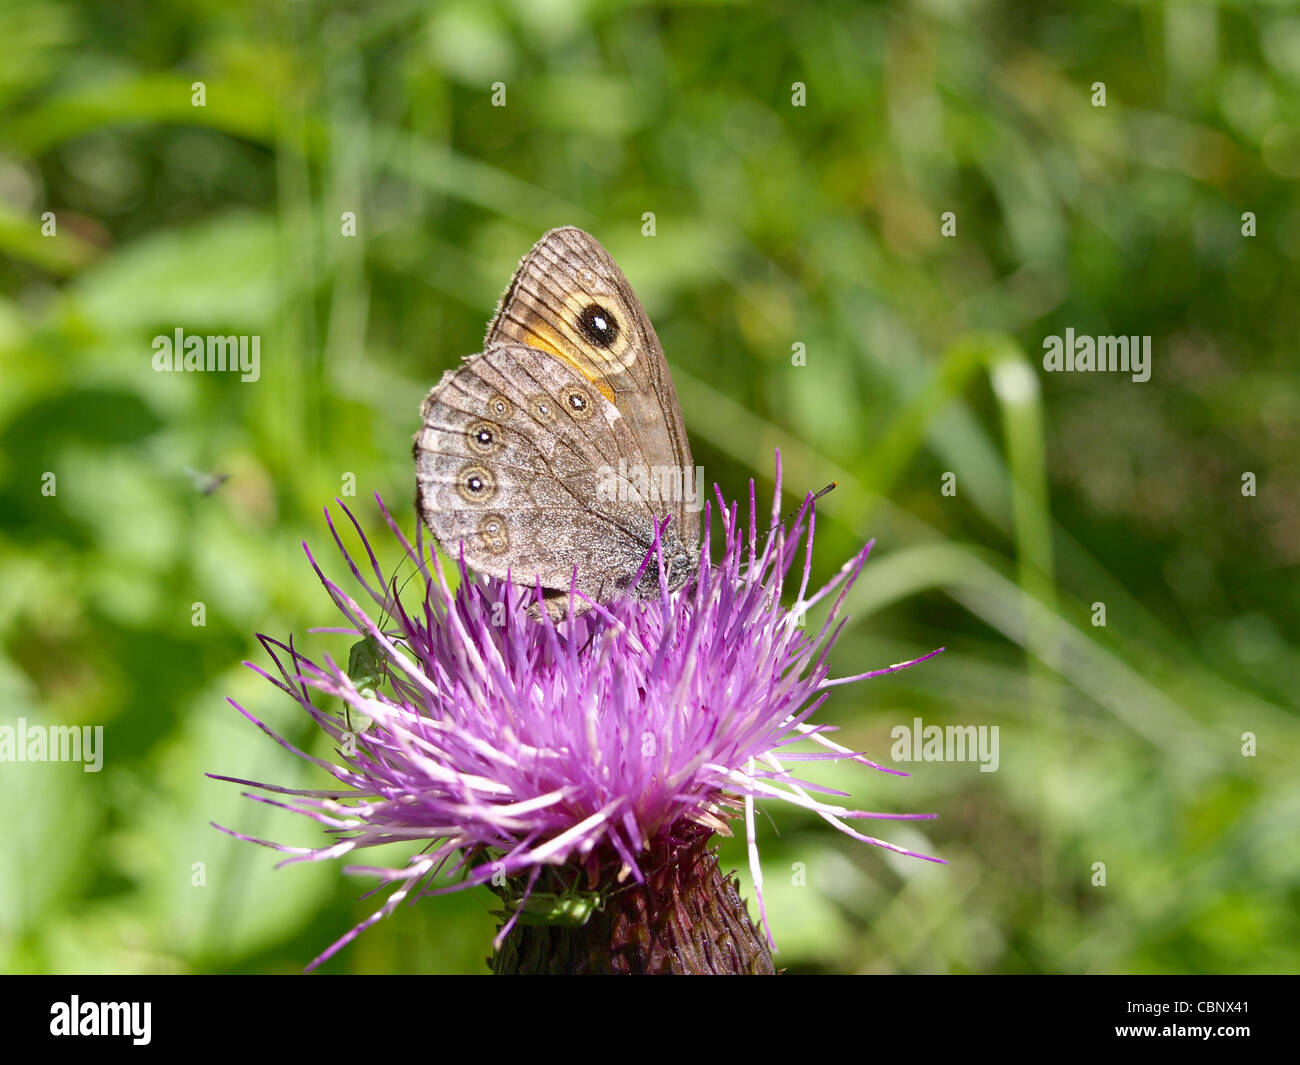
[{"x1": 413, "y1": 227, "x2": 699, "y2": 617}]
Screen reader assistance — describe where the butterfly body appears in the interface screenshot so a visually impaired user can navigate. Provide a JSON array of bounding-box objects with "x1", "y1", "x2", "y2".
[{"x1": 414, "y1": 228, "x2": 698, "y2": 616}]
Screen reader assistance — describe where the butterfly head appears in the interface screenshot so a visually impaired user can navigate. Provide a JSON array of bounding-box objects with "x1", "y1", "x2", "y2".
[{"x1": 624, "y1": 522, "x2": 698, "y2": 602}]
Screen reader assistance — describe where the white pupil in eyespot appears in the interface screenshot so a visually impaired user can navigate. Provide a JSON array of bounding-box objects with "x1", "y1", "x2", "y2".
[{"x1": 593, "y1": 315, "x2": 608, "y2": 332}]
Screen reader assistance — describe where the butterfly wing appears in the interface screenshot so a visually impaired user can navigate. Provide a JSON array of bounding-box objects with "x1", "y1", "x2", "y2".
[
  {"x1": 485, "y1": 227, "x2": 699, "y2": 546},
  {"x1": 415, "y1": 342, "x2": 676, "y2": 609}
]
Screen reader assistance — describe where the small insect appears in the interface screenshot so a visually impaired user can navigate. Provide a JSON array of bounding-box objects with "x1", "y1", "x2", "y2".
[
  {"x1": 183, "y1": 466, "x2": 231, "y2": 496},
  {"x1": 346, "y1": 634, "x2": 387, "y2": 695},
  {"x1": 343, "y1": 560, "x2": 426, "y2": 697},
  {"x1": 340, "y1": 561, "x2": 434, "y2": 734},
  {"x1": 340, "y1": 635, "x2": 389, "y2": 737},
  {"x1": 495, "y1": 878, "x2": 606, "y2": 928}
]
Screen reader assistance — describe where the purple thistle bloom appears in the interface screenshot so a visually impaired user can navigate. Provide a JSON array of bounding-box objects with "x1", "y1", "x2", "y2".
[{"x1": 212, "y1": 456, "x2": 944, "y2": 972}]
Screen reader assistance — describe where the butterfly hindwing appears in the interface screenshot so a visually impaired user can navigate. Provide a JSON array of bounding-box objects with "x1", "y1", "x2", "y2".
[{"x1": 415, "y1": 342, "x2": 666, "y2": 606}]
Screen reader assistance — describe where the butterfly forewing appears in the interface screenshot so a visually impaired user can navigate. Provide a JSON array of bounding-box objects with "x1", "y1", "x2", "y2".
[{"x1": 485, "y1": 227, "x2": 698, "y2": 545}]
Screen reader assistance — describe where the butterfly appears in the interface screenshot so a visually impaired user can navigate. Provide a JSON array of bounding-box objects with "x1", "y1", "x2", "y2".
[{"x1": 413, "y1": 227, "x2": 699, "y2": 617}]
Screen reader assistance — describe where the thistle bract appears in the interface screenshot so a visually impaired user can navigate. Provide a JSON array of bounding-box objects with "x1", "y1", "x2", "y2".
[{"x1": 213, "y1": 458, "x2": 944, "y2": 971}]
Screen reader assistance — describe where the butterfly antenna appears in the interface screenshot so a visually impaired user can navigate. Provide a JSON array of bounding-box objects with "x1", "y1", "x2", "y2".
[{"x1": 768, "y1": 481, "x2": 837, "y2": 533}]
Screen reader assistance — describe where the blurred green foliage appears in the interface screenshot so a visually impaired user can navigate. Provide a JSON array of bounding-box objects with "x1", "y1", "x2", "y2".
[{"x1": 1, "y1": 0, "x2": 1297, "y2": 974}]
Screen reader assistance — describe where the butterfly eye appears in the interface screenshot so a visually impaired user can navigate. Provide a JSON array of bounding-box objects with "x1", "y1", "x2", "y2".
[
  {"x1": 456, "y1": 465, "x2": 496, "y2": 503},
  {"x1": 565, "y1": 390, "x2": 593, "y2": 419},
  {"x1": 527, "y1": 394, "x2": 557, "y2": 422},
  {"x1": 486, "y1": 394, "x2": 515, "y2": 420},
  {"x1": 467, "y1": 420, "x2": 502, "y2": 454},
  {"x1": 477, "y1": 513, "x2": 510, "y2": 555},
  {"x1": 578, "y1": 304, "x2": 619, "y2": 348}
]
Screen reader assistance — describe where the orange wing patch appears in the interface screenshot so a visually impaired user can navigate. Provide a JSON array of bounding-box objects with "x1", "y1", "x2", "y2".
[{"x1": 515, "y1": 325, "x2": 618, "y2": 404}]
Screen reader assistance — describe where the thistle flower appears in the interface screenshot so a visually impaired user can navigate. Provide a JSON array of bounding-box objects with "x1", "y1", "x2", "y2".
[{"x1": 213, "y1": 458, "x2": 944, "y2": 973}]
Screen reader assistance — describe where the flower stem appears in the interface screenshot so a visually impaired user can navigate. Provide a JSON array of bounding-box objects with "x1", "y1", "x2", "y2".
[{"x1": 491, "y1": 828, "x2": 776, "y2": 975}]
